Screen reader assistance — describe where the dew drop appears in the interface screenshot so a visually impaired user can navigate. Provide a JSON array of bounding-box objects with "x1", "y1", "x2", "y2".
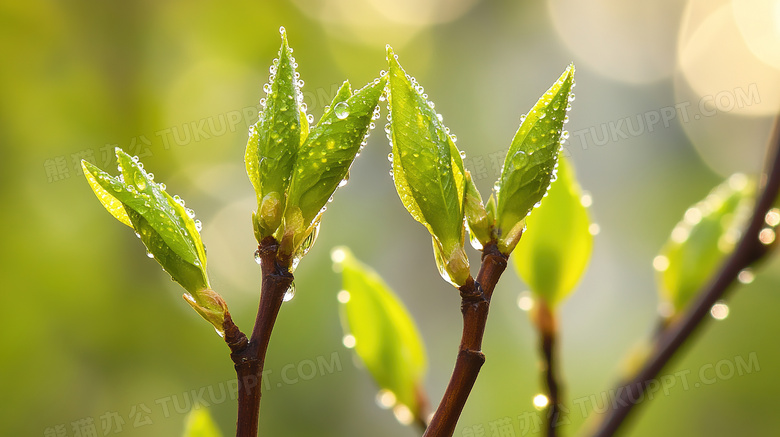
[
  {"x1": 759, "y1": 228, "x2": 776, "y2": 245},
  {"x1": 337, "y1": 290, "x2": 350, "y2": 303},
  {"x1": 459, "y1": 150, "x2": 466, "y2": 159},
  {"x1": 393, "y1": 404, "x2": 413, "y2": 425},
  {"x1": 532, "y1": 394, "x2": 549, "y2": 410},
  {"x1": 652, "y1": 255, "x2": 670, "y2": 272},
  {"x1": 331, "y1": 247, "x2": 347, "y2": 265},
  {"x1": 283, "y1": 283, "x2": 295, "y2": 302},
  {"x1": 342, "y1": 334, "x2": 356, "y2": 348},
  {"x1": 468, "y1": 229, "x2": 483, "y2": 251},
  {"x1": 580, "y1": 192, "x2": 593, "y2": 208},
  {"x1": 387, "y1": 152, "x2": 394, "y2": 163},
  {"x1": 517, "y1": 291, "x2": 534, "y2": 311},
  {"x1": 194, "y1": 220, "x2": 202, "y2": 232},
  {"x1": 710, "y1": 301, "x2": 729, "y2": 320},
  {"x1": 737, "y1": 268, "x2": 754, "y2": 284},
  {"x1": 765, "y1": 208, "x2": 780, "y2": 227},
  {"x1": 334, "y1": 102, "x2": 350, "y2": 119},
  {"x1": 133, "y1": 173, "x2": 147, "y2": 191},
  {"x1": 146, "y1": 251, "x2": 154, "y2": 259},
  {"x1": 254, "y1": 249, "x2": 262, "y2": 265},
  {"x1": 375, "y1": 389, "x2": 396, "y2": 409}
]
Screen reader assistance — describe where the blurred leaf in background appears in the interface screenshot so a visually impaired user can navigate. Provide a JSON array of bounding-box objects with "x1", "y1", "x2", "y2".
[
  {"x1": 182, "y1": 408, "x2": 223, "y2": 437},
  {"x1": 332, "y1": 246, "x2": 428, "y2": 425},
  {"x1": 654, "y1": 173, "x2": 755, "y2": 315},
  {"x1": 513, "y1": 154, "x2": 593, "y2": 308}
]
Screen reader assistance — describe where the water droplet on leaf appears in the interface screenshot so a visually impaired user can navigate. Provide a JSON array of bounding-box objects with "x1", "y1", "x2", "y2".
[{"x1": 334, "y1": 102, "x2": 349, "y2": 120}]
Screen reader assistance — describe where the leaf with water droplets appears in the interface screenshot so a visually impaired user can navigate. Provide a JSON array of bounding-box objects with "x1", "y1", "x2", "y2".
[
  {"x1": 182, "y1": 408, "x2": 223, "y2": 437},
  {"x1": 285, "y1": 76, "x2": 386, "y2": 249},
  {"x1": 496, "y1": 65, "x2": 575, "y2": 253},
  {"x1": 246, "y1": 28, "x2": 304, "y2": 239},
  {"x1": 386, "y1": 47, "x2": 470, "y2": 286},
  {"x1": 333, "y1": 247, "x2": 428, "y2": 423},
  {"x1": 513, "y1": 155, "x2": 592, "y2": 308},
  {"x1": 81, "y1": 149, "x2": 227, "y2": 335},
  {"x1": 656, "y1": 174, "x2": 755, "y2": 314}
]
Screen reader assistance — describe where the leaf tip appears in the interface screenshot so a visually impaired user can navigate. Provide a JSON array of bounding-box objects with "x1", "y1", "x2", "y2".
[{"x1": 279, "y1": 25, "x2": 288, "y2": 45}]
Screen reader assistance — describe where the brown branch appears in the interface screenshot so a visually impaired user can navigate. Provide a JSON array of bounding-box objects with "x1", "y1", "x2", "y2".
[
  {"x1": 585, "y1": 115, "x2": 780, "y2": 437},
  {"x1": 534, "y1": 300, "x2": 563, "y2": 437},
  {"x1": 222, "y1": 236, "x2": 294, "y2": 437},
  {"x1": 424, "y1": 242, "x2": 509, "y2": 437}
]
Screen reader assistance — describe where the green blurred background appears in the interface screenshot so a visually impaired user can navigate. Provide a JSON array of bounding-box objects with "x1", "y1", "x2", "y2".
[{"x1": 2, "y1": 0, "x2": 779, "y2": 436}]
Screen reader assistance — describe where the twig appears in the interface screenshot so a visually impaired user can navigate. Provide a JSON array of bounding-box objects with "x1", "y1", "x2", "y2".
[
  {"x1": 534, "y1": 300, "x2": 563, "y2": 437},
  {"x1": 424, "y1": 242, "x2": 509, "y2": 437},
  {"x1": 222, "y1": 236, "x2": 294, "y2": 437},
  {"x1": 585, "y1": 115, "x2": 780, "y2": 437}
]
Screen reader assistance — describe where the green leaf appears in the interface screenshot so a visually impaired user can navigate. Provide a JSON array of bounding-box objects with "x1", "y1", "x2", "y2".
[
  {"x1": 246, "y1": 27, "x2": 305, "y2": 239},
  {"x1": 496, "y1": 65, "x2": 575, "y2": 254},
  {"x1": 332, "y1": 246, "x2": 427, "y2": 422},
  {"x1": 82, "y1": 149, "x2": 228, "y2": 335},
  {"x1": 285, "y1": 76, "x2": 386, "y2": 244},
  {"x1": 386, "y1": 46, "x2": 470, "y2": 286},
  {"x1": 464, "y1": 171, "x2": 492, "y2": 250},
  {"x1": 513, "y1": 155, "x2": 592, "y2": 307},
  {"x1": 182, "y1": 408, "x2": 223, "y2": 437},
  {"x1": 656, "y1": 174, "x2": 755, "y2": 313}
]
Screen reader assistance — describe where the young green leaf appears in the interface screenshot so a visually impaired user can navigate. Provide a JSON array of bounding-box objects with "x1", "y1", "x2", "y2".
[
  {"x1": 386, "y1": 46, "x2": 470, "y2": 286},
  {"x1": 513, "y1": 155, "x2": 592, "y2": 308},
  {"x1": 246, "y1": 27, "x2": 305, "y2": 240},
  {"x1": 82, "y1": 149, "x2": 228, "y2": 335},
  {"x1": 282, "y1": 77, "x2": 386, "y2": 257},
  {"x1": 464, "y1": 171, "x2": 492, "y2": 250},
  {"x1": 332, "y1": 246, "x2": 428, "y2": 423},
  {"x1": 656, "y1": 174, "x2": 755, "y2": 314},
  {"x1": 495, "y1": 65, "x2": 575, "y2": 254},
  {"x1": 182, "y1": 408, "x2": 223, "y2": 437}
]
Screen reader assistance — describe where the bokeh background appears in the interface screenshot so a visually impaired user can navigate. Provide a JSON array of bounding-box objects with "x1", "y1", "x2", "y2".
[{"x1": 2, "y1": 0, "x2": 780, "y2": 436}]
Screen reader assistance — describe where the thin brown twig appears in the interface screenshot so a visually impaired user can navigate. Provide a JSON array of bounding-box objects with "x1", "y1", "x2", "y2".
[
  {"x1": 423, "y1": 242, "x2": 509, "y2": 437},
  {"x1": 222, "y1": 236, "x2": 294, "y2": 437},
  {"x1": 584, "y1": 115, "x2": 780, "y2": 437}
]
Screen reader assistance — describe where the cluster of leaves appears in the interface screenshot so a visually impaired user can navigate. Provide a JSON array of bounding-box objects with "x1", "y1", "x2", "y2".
[{"x1": 82, "y1": 29, "x2": 779, "y2": 436}]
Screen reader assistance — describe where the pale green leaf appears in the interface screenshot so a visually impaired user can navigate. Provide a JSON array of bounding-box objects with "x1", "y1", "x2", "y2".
[
  {"x1": 386, "y1": 47, "x2": 470, "y2": 285},
  {"x1": 513, "y1": 155, "x2": 592, "y2": 307},
  {"x1": 496, "y1": 65, "x2": 575, "y2": 253},
  {"x1": 246, "y1": 28, "x2": 304, "y2": 238},
  {"x1": 287, "y1": 76, "x2": 386, "y2": 232},
  {"x1": 333, "y1": 246, "x2": 427, "y2": 421},
  {"x1": 656, "y1": 174, "x2": 755, "y2": 313},
  {"x1": 386, "y1": 47, "x2": 466, "y2": 256},
  {"x1": 182, "y1": 408, "x2": 223, "y2": 437},
  {"x1": 82, "y1": 149, "x2": 227, "y2": 334}
]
